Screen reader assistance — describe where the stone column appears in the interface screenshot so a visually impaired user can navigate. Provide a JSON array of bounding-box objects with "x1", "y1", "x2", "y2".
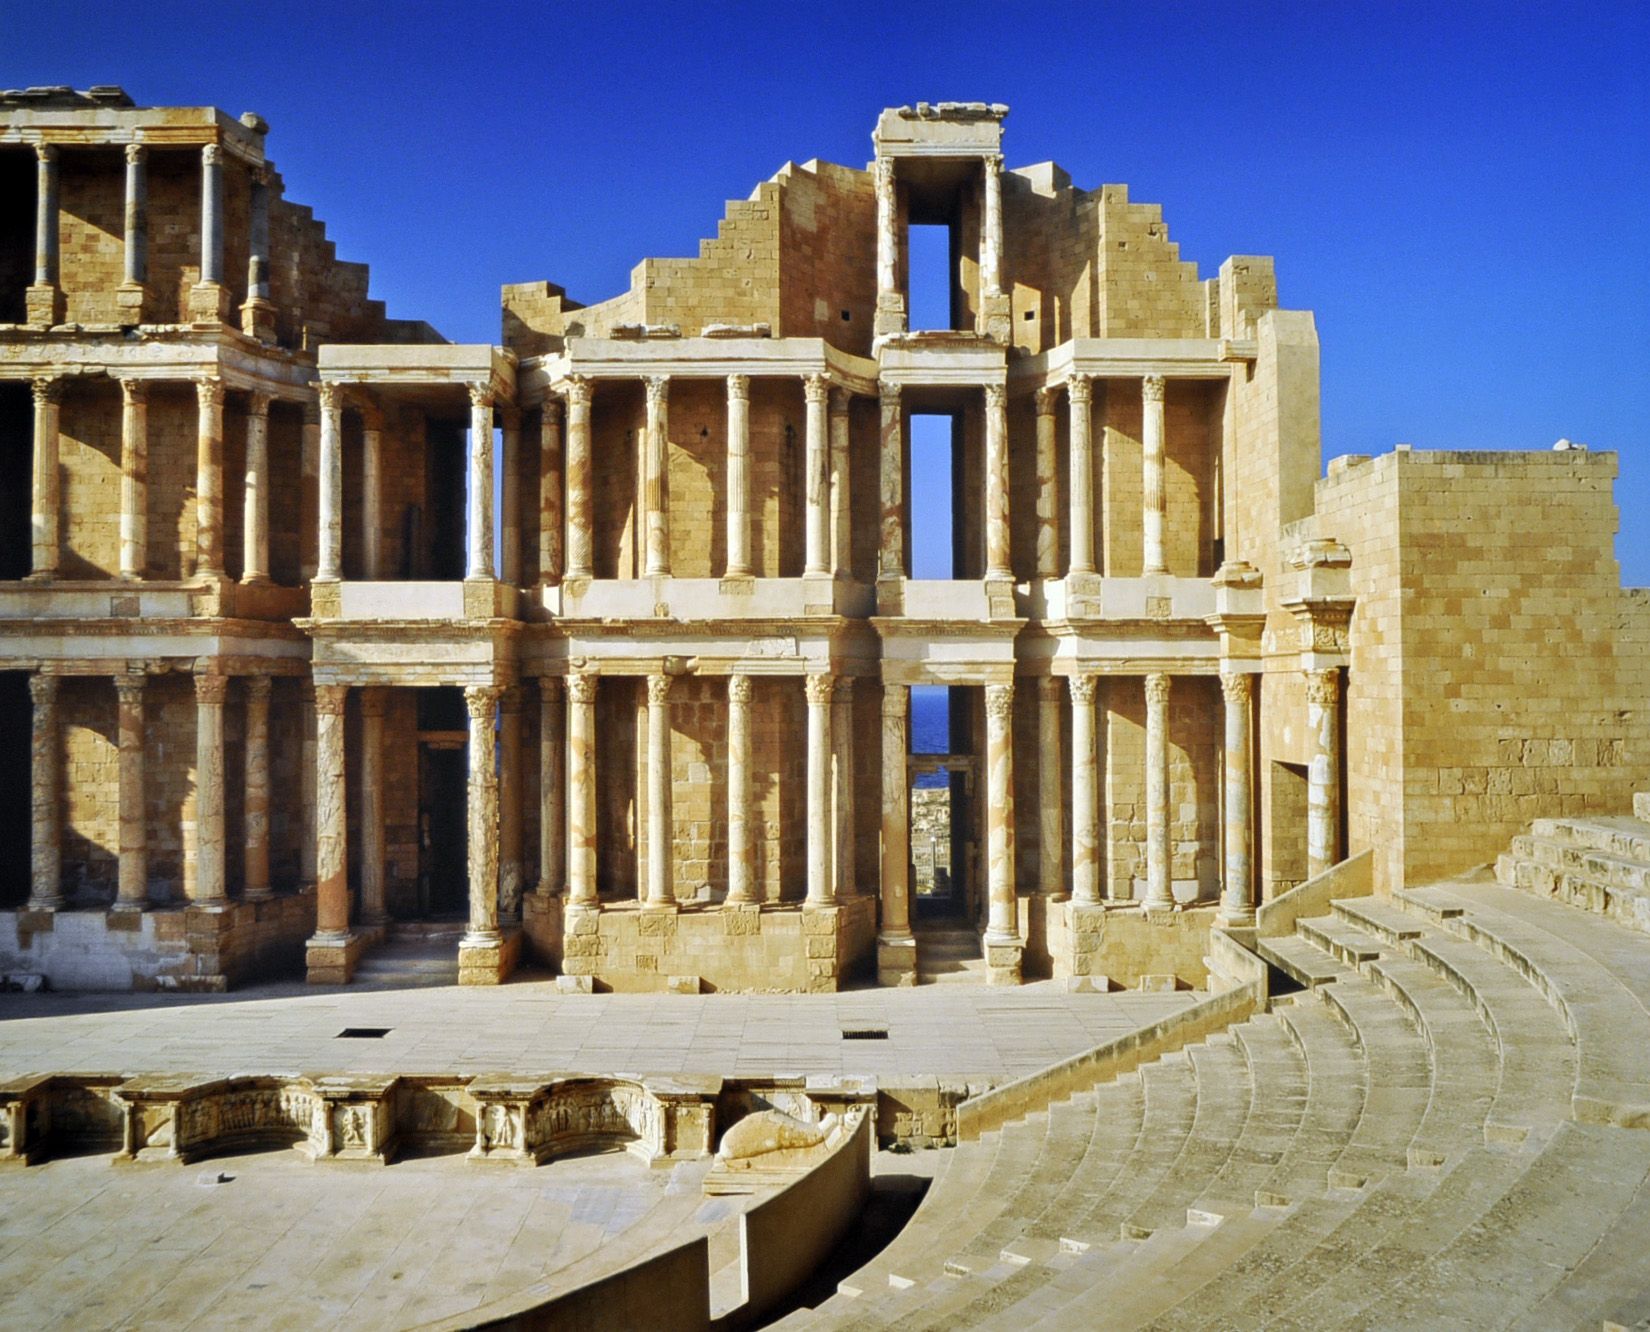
[
  {"x1": 724, "y1": 375, "x2": 752, "y2": 577},
  {"x1": 313, "y1": 684, "x2": 350, "y2": 938},
  {"x1": 467, "y1": 385, "x2": 495, "y2": 581},
  {"x1": 984, "y1": 383, "x2": 1011, "y2": 579},
  {"x1": 1038, "y1": 677, "x2": 1064, "y2": 898},
  {"x1": 499, "y1": 685, "x2": 524, "y2": 922},
  {"x1": 874, "y1": 157, "x2": 900, "y2": 329},
  {"x1": 1143, "y1": 672, "x2": 1173, "y2": 909},
  {"x1": 804, "y1": 374, "x2": 830, "y2": 576},
  {"x1": 804, "y1": 675, "x2": 835, "y2": 907},
  {"x1": 644, "y1": 674, "x2": 674, "y2": 908},
  {"x1": 1034, "y1": 387, "x2": 1058, "y2": 579},
  {"x1": 28, "y1": 144, "x2": 61, "y2": 323},
  {"x1": 361, "y1": 408, "x2": 383, "y2": 580},
  {"x1": 1067, "y1": 375, "x2": 1095, "y2": 575},
  {"x1": 194, "y1": 379, "x2": 224, "y2": 578},
  {"x1": 1307, "y1": 668, "x2": 1342, "y2": 879},
  {"x1": 114, "y1": 672, "x2": 148, "y2": 910},
  {"x1": 879, "y1": 685, "x2": 912, "y2": 937},
  {"x1": 878, "y1": 383, "x2": 903, "y2": 580},
  {"x1": 1070, "y1": 674, "x2": 1101, "y2": 906},
  {"x1": 642, "y1": 377, "x2": 671, "y2": 578},
  {"x1": 980, "y1": 153, "x2": 1004, "y2": 299},
  {"x1": 500, "y1": 407, "x2": 521, "y2": 585},
  {"x1": 563, "y1": 378, "x2": 593, "y2": 579},
  {"x1": 464, "y1": 685, "x2": 503, "y2": 941},
  {"x1": 359, "y1": 688, "x2": 387, "y2": 927},
  {"x1": 726, "y1": 674, "x2": 755, "y2": 904},
  {"x1": 538, "y1": 400, "x2": 563, "y2": 582},
  {"x1": 192, "y1": 672, "x2": 228, "y2": 905},
  {"x1": 566, "y1": 674, "x2": 599, "y2": 908},
  {"x1": 121, "y1": 144, "x2": 147, "y2": 291},
  {"x1": 30, "y1": 377, "x2": 61, "y2": 579},
  {"x1": 300, "y1": 399, "x2": 320, "y2": 582},
  {"x1": 1219, "y1": 672, "x2": 1256, "y2": 926},
  {"x1": 984, "y1": 683, "x2": 1019, "y2": 943},
  {"x1": 1142, "y1": 374, "x2": 1167, "y2": 576},
  {"x1": 199, "y1": 144, "x2": 225, "y2": 286},
  {"x1": 28, "y1": 673, "x2": 61, "y2": 909},
  {"x1": 830, "y1": 388, "x2": 851, "y2": 578},
  {"x1": 538, "y1": 679, "x2": 564, "y2": 896},
  {"x1": 118, "y1": 377, "x2": 148, "y2": 580},
  {"x1": 242, "y1": 392, "x2": 271, "y2": 584},
  {"x1": 833, "y1": 677, "x2": 856, "y2": 898},
  {"x1": 317, "y1": 383, "x2": 343, "y2": 581},
  {"x1": 243, "y1": 166, "x2": 275, "y2": 339},
  {"x1": 243, "y1": 675, "x2": 272, "y2": 902}
]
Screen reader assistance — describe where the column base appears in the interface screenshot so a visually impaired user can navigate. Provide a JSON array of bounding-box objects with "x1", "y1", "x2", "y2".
[
  {"x1": 241, "y1": 295, "x2": 277, "y2": 342},
  {"x1": 873, "y1": 292, "x2": 906, "y2": 340},
  {"x1": 115, "y1": 282, "x2": 147, "y2": 323},
  {"x1": 874, "y1": 575, "x2": 905, "y2": 616},
  {"x1": 977, "y1": 290, "x2": 1012, "y2": 344},
  {"x1": 458, "y1": 929, "x2": 521, "y2": 986},
  {"x1": 801, "y1": 570, "x2": 835, "y2": 616},
  {"x1": 1216, "y1": 905, "x2": 1257, "y2": 930},
  {"x1": 306, "y1": 930, "x2": 362, "y2": 985},
  {"x1": 25, "y1": 284, "x2": 61, "y2": 326},
  {"x1": 186, "y1": 281, "x2": 230, "y2": 323},
  {"x1": 983, "y1": 936, "x2": 1024, "y2": 986},
  {"x1": 877, "y1": 933, "x2": 918, "y2": 988},
  {"x1": 983, "y1": 575, "x2": 1016, "y2": 620}
]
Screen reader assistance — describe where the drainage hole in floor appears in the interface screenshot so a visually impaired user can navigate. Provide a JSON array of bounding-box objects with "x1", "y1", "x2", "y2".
[
  {"x1": 336, "y1": 1027, "x2": 391, "y2": 1039},
  {"x1": 842, "y1": 1028, "x2": 889, "y2": 1041}
]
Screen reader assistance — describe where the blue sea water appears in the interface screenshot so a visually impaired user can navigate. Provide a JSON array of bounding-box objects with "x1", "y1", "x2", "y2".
[{"x1": 911, "y1": 686, "x2": 950, "y2": 788}]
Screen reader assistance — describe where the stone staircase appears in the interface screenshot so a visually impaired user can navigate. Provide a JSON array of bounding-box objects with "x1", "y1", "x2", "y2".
[
  {"x1": 351, "y1": 920, "x2": 464, "y2": 989},
  {"x1": 1496, "y1": 798, "x2": 1650, "y2": 937},
  {"x1": 914, "y1": 928, "x2": 987, "y2": 985},
  {"x1": 771, "y1": 864, "x2": 1650, "y2": 1329}
]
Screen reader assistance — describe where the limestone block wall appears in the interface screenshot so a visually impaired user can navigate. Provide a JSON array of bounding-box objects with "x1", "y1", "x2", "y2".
[
  {"x1": 1094, "y1": 185, "x2": 1204, "y2": 339},
  {"x1": 1228, "y1": 307, "x2": 1318, "y2": 584},
  {"x1": 1001, "y1": 165, "x2": 1101, "y2": 352},
  {"x1": 776, "y1": 160, "x2": 877, "y2": 354},
  {"x1": 56, "y1": 148, "x2": 124, "y2": 324},
  {"x1": 1098, "y1": 378, "x2": 1220, "y2": 579}
]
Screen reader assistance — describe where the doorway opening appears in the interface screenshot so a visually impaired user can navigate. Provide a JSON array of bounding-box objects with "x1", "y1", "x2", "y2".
[
  {"x1": 0, "y1": 382, "x2": 30, "y2": 579},
  {"x1": 0, "y1": 150, "x2": 30, "y2": 323},
  {"x1": 1268, "y1": 760, "x2": 1310, "y2": 904},
  {"x1": 909, "y1": 684, "x2": 979, "y2": 925},
  {"x1": 415, "y1": 686, "x2": 468, "y2": 918},
  {"x1": 423, "y1": 419, "x2": 467, "y2": 580},
  {"x1": 0, "y1": 672, "x2": 27, "y2": 906}
]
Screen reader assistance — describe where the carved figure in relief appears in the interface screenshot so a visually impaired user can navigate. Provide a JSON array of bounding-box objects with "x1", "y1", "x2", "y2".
[{"x1": 717, "y1": 1108, "x2": 839, "y2": 1171}]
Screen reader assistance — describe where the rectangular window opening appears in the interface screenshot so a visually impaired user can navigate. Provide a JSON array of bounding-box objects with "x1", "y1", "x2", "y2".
[
  {"x1": 907, "y1": 222, "x2": 954, "y2": 331},
  {"x1": 909, "y1": 413, "x2": 956, "y2": 580}
]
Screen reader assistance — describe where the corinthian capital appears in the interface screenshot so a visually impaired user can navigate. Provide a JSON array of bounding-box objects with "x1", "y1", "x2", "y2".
[
  {"x1": 562, "y1": 375, "x2": 592, "y2": 409},
  {"x1": 1142, "y1": 374, "x2": 1166, "y2": 404},
  {"x1": 984, "y1": 383, "x2": 1006, "y2": 411},
  {"x1": 464, "y1": 684, "x2": 504, "y2": 721},
  {"x1": 1220, "y1": 672, "x2": 1254, "y2": 706},
  {"x1": 1068, "y1": 674, "x2": 1099, "y2": 706},
  {"x1": 984, "y1": 683, "x2": 1015, "y2": 723},
  {"x1": 803, "y1": 674, "x2": 835, "y2": 707},
  {"x1": 647, "y1": 673, "x2": 673, "y2": 706},
  {"x1": 727, "y1": 673, "x2": 753, "y2": 705},
  {"x1": 1305, "y1": 669, "x2": 1340, "y2": 707},
  {"x1": 1144, "y1": 673, "x2": 1172, "y2": 707},
  {"x1": 567, "y1": 672, "x2": 598, "y2": 705},
  {"x1": 803, "y1": 373, "x2": 830, "y2": 405}
]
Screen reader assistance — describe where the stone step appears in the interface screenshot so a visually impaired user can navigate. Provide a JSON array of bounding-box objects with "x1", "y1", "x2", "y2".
[
  {"x1": 1530, "y1": 814, "x2": 1650, "y2": 862},
  {"x1": 1296, "y1": 914, "x2": 1387, "y2": 967},
  {"x1": 1313, "y1": 974, "x2": 1433, "y2": 1179},
  {"x1": 1255, "y1": 933, "x2": 1345, "y2": 988},
  {"x1": 1496, "y1": 851, "x2": 1650, "y2": 939},
  {"x1": 1510, "y1": 832, "x2": 1650, "y2": 891},
  {"x1": 1331, "y1": 895, "x2": 1424, "y2": 944}
]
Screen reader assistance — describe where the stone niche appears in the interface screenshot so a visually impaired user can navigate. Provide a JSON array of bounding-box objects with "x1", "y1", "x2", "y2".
[{"x1": 467, "y1": 1075, "x2": 719, "y2": 1166}]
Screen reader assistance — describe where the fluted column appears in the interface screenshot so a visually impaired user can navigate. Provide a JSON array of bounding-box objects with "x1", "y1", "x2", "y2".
[
  {"x1": 566, "y1": 674, "x2": 599, "y2": 908},
  {"x1": 33, "y1": 143, "x2": 60, "y2": 291},
  {"x1": 242, "y1": 392, "x2": 270, "y2": 584},
  {"x1": 122, "y1": 144, "x2": 147, "y2": 289},
  {"x1": 804, "y1": 374, "x2": 830, "y2": 576},
  {"x1": 1307, "y1": 669, "x2": 1342, "y2": 879},
  {"x1": 878, "y1": 383, "x2": 904, "y2": 580},
  {"x1": 833, "y1": 677, "x2": 856, "y2": 898},
  {"x1": 1070, "y1": 674, "x2": 1101, "y2": 905},
  {"x1": 563, "y1": 378, "x2": 593, "y2": 579},
  {"x1": 467, "y1": 385, "x2": 495, "y2": 580},
  {"x1": 193, "y1": 672, "x2": 228, "y2": 905},
  {"x1": 1067, "y1": 375, "x2": 1095, "y2": 575},
  {"x1": 538, "y1": 400, "x2": 563, "y2": 582},
  {"x1": 805, "y1": 674, "x2": 835, "y2": 906},
  {"x1": 1034, "y1": 387, "x2": 1058, "y2": 579},
  {"x1": 874, "y1": 157, "x2": 899, "y2": 324},
  {"x1": 243, "y1": 675, "x2": 272, "y2": 902},
  {"x1": 984, "y1": 383, "x2": 1011, "y2": 579},
  {"x1": 980, "y1": 153, "x2": 1003, "y2": 299},
  {"x1": 118, "y1": 377, "x2": 148, "y2": 580},
  {"x1": 198, "y1": 144, "x2": 224, "y2": 286},
  {"x1": 1219, "y1": 672, "x2": 1256, "y2": 926},
  {"x1": 500, "y1": 407, "x2": 521, "y2": 585},
  {"x1": 642, "y1": 376, "x2": 670, "y2": 577},
  {"x1": 1038, "y1": 677, "x2": 1064, "y2": 898},
  {"x1": 359, "y1": 688, "x2": 387, "y2": 926},
  {"x1": 316, "y1": 383, "x2": 343, "y2": 580},
  {"x1": 194, "y1": 379, "x2": 224, "y2": 578},
  {"x1": 1142, "y1": 374, "x2": 1167, "y2": 576},
  {"x1": 984, "y1": 683, "x2": 1018, "y2": 942},
  {"x1": 538, "y1": 679, "x2": 564, "y2": 895},
  {"x1": 361, "y1": 409, "x2": 383, "y2": 579},
  {"x1": 724, "y1": 375, "x2": 751, "y2": 577},
  {"x1": 29, "y1": 673, "x2": 62, "y2": 909},
  {"x1": 30, "y1": 377, "x2": 61, "y2": 579},
  {"x1": 464, "y1": 685, "x2": 503, "y2": 941},
  {"x1": 1143, "y1": 672, "x2": 1173, "y2": 909},
  {"x1": 499, "y1": 685, "x2": 524, "y2": 922},
  {"x1": 726, "y1": 674, "x2": 755, "y2": 904},
  {"x1": 879, "y1": 683, "x2": 914, "y2": 942},
  {"x1": 114, "y1": 673, "x2": 148, "y2": 910},
  {"x1": 644, "y1": 673, "x2": 674, "y2": 908},
  {"x1": 829, "y1": 388, "x2": 851, "y2": 578},
  {"x1": 313, "y1": 684, "x2": 350, "y2": 937}
]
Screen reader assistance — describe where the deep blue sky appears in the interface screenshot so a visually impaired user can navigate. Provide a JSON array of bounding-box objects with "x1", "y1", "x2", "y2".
[{"x1": 8, "y1": 1, "x2": 1648, "y2": 580}]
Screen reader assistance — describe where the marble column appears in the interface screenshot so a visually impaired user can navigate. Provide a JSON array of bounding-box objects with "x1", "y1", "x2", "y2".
[
  {"x1": 114, "y1": 673, "x2": 148, "y2": 910},
  {"x1": 1067, "y1": 375, "x2": 1095, "y2": 575},
  {"x1": 30, "y1": 377, "x2": 61, "y2": 579},
  {"x1": 538, "y1": 400, "x2": 563, "y2": 582},
  {"x1": 1070, "y1": 674, "x2": 1101, "y2": 906},
  {"x1": 805, "y1": 674, "x2": 835, "y2": 907},
  {"x1": 317, "y1": 383, "x2": 343, "y2": 580},
  {"x1": 193, "y1": 672, "x2": 228, "y2": 905},
  {"x1": 299, "y1": 400, "x2": 320, "y2": 582},
  {"x1": 198, "y1": 144, "x2": 225, "y2": 287},
  {"x1": 833, "y1": 677, "x2": 856, "y2": 898},
  {"x1": 726, "y1": 674, "x2": 755, "y2": 904},
  {"x1": 118, "y1": 377, "x2": 148, "y2": 580},
  {"x1": 642, "y1": 376, "x2": 670, "y2": 578},
  {"x1": 242, "y1": 392, "x2": 271, "y2": 584},
  {"x1": 563, "y1": 378, "x2": 593, "y2": 579},
  {"x1": 359, "y1": 687, "x2": 387, "y2": 926},
  {"x1": 33, "y1": 144, "x2": 59, "y2": 294},
  {"x1": 499, "y1": 685, "x2": 524, "y2": 922},
  {"x1": 804, "y1": 374, "x2": 830, "y2": 576},
  {"x1": 1142, "y1": 374, "x2": 1167, "y2": 576},
  {"x1": 644, "y1": 674, "x2": 674, "y2": 908},
  {"x1": 1143, "y1": 672, "x2": 1173, "y2": 909},
  {"x1": 122, "y1": 144, "x2": 147, "y2": 291},
  {"x1": 500, "y1": 407, "x2": 521, "y2": 585},
  {"x1": 313, "y1": 685, "x2": 350, "y2": 937},
  {"x1": 1307, "y1": 668, "x2": 1342, "y2": 879},
  {"x1": 194, "y1": 379, "x2": 224, "y2": 578},
  {"x1": 538, "y1": 679, "x2": 564, "y2": 896},
  {"x1": 244, "y1": 165, "x2": 274, "y2": 337},
  {"x1": 984, "y1": 383, "x2": 1011, "y2": 579},
  {"x1": 874, "y1": 157, "x2": 898, "y2": 315},
  {"x1": 464, "y1": 685, "x2": 503, "y2": 942},
  {"x1": 467, "y1": 385, "x2": 495, "y2": 580},
  {"x1": 566, "y1": 674, "x2": 599, "y2": 908},
  {"x1": 830, "y1": 388, "x2": 851, "y2": 578},
  {"x1": 1034, "y1": 387, "x2": 1058, "y2": 579},
  {"x1": 725, "y1": 375, "x2": 752, "y2": 577},
  {"x1": 1219, "y1": 672, "x2": 1256, "y2": 926},
  {"x1": 878, "y1": 383, "x2": 903, "y2": 580},
  {"x1": 879, "y1": 684, "x2": 912, "y2": 940},
  {"x1": 980, "y1": 153, "x2": 1004, "y2": 300},
  {"x1": 361, "y1": 408, "x2": 383, "y2": 579},
  {"x1": 243, "y1": 675, "x2": 272, "y2": 902},
  {"x1": 1038, "y1": 677, "x2": 1064, "y2": 898},
  {"x1": 28, "y1": 674, "x2": 62, "y2": 908},
  {"x1": 984, "y1": 683, "x2": 1018, "y2": 942}
]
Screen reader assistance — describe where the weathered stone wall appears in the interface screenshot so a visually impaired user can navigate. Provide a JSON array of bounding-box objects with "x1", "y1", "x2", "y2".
[{"x1": 777, "y1": 160, "x2": 877, "y2": 354}]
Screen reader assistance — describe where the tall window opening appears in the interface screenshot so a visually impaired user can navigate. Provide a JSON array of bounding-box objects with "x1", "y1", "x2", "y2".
[
  {"x1": 0, "y1": 150, "x2": 31, "y2": 323},
  {"x1": 909, "y1": 412, "x2": 958, "y2": 580},
  {"x1": 907, "y1": 222, "x2": 955, "y2": 331},
  {"x1": 0, "y1": 382, "x2": 30, "y2": 579}
]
